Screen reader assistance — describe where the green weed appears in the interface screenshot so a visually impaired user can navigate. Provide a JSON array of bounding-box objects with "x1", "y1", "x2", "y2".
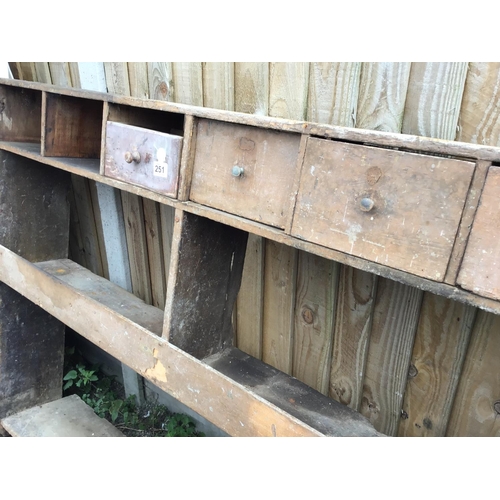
[{"x1": 63, "y1": 346, "x2": 204, "y2": 437}]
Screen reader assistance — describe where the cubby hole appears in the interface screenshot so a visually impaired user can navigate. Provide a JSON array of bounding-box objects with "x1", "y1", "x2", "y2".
[
  {"x1": 68, "y1": 178, "x2": 176, "y2": 312},
  {"x1": 107, "y1": 103, "x2": 184, "y2": 136},
  {"x1": 42, "y1": 93, "x2": 103, "y2": 159},
  {"x1": 0, "y1": 84, "x2": 42, "y2": 145}
]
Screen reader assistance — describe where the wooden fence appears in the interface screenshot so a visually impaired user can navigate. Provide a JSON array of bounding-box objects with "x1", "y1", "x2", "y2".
[{"x1": 9, "y1": 62, "x2": 500, "y2": 436}]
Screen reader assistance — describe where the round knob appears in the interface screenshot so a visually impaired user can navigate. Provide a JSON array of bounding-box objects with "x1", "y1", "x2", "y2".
[
  {"x1": 232, "y1": 166, "x2": 244, "y2": 177},
  {"x1": 124, "y1": 150, "x2": 141, "y2": 164},
  {"x1": 360, "y1": 197, "x2": 374, "y2": 212}
]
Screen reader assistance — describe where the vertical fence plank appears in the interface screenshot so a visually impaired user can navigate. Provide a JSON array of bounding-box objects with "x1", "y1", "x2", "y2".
[
  {"x1": 234, "y1": 63, "x2": 269, "y2": 115},
  {"x1": 307, "y1": 62, "x2": 361, "y2": 126},
  {"x1": 262, "y1": 240, "x2": 297, "y2": 374},
  {"x1": 360, "y1": 280, "x2": 422, "y2": 436},
  {"x1": 355, "y1": 62, "x2": 417, "y2": 435},
  {"x1": 457, "y1": 62, "x2": 500, "y2": 146},
  {"x1": 70, "y1": 176, "x2": 105, "y2": 277},
  {"x1": 72, "y1": 62, "x2": 107, "y2": 92},
  {"x1": 269, "y1": 62, "x2": 309, "y2": 120},
  {"x1": 445, "y1": 310, "x2": 500, "y2": 436},
  {"x1": 17, "y1": 62, "x2": 36, "y2": 81},
  {"x1": 397, "y1": 61, "x2": 470, "y2": 437},
  {"x1": 92, "y1": 183, "x2": 132, "y2": 292},
  {"x1": 172, "y1": 63, "x2": 203, "y2": 106},
  {"x1": 234, "y1": 63, "x2": 268, "y2": 358},
  {"x1": 270, "y1": 63, "x2": 338, "y2": 386},
  {"x1": 160, "y1": 205, "x2": 175, "y2": 289},
  {"x1": 356, "y1": 62, "x2": 411, "y2": 132},
  {"x1": 402, "y1": 62, "x2": 468, "y2": 140},
  {"x1": 48, "y1": 63, "x2": 72, "y2": 87},
  {"x1": 292, "y1": 253, "x2": 339, "y2": 395},
  {"x1": 399, "y1": 295, "x2": 476, "y2": 436},
  {"x1": 68, "y1": 62, "x2": 81, "y2": 89},
  {"x1": 236, "y1": 234, "x2": 265, "y2": 359},
  {"x1": 104, "y1": 62, "x2": 131, "y2": 96},
  {"x1": 121, "y1": 192, "x2": 153, "y2": 305},
  {"x1": 307, "y1": 62, "x2": 369, "y2": 411},
  {"x1": 68, "y1": 182, "x2": 88, "y2": 268},
  {"x1": 442, "y1": 61, "x2": 500, "y2": 437},
  {"x1": 88, "y1": 181, "x2": 110, "y2": 280},
  {"x1": 148, "y1": 62, "x2": 174, "y2": 101},
  {"x1": 8, "y1": 63, "x2": 20, "y2": 79},
  {"x1": 143, "y1": 199, "x2": 166, "y2": 309},
  {"x1": 329, "y1": 267, "x2": 377, "y2": 410},
  {"x1": 261, "y1": 63, "x2": 308, "y2": 374},
  {"x1": 128, "y1": 62, "x2": 149, "y2": 99},
  {"x1": 202, "y1": 62, "x2": 234, "y2": 110},
  {"x1": 34, "y1": 63, "x2": 52, "y2": 84}
]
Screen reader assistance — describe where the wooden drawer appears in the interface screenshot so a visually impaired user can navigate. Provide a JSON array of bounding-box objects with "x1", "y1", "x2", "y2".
[
  {"x1": 190, "y1": 119, "x2": 301, "y2": 229},
  {"x1": 291, "y1": 138, "x2": 475, "y2": 281},
  {"x1": 104, "y1": 121, "x2": 182, "y2": 197},
  {"x1": 457, "y1": 166, "x2": 500, "y2": 299}
]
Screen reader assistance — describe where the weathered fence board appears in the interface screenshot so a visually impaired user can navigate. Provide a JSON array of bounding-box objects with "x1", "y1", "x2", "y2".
[
  {"x1": 172, "y1": 63, "x2": 203, "y2": 106},
  {"x1": 292, "y1": 253, "x2": 339, "y2": 395},
  {"x1": 360, "y1": 280, "x2": 422, "y2": 436},
  {"x1": 262, "y1": 240, "x2": 297, "y2": 375},
  {"x1": 355, "y1": 62, "x2": 417, "y2": 436},
  {"x1": 399, "y1": 61, "x2": 471, "y2": 437},
  {"x1": 357, "y1": 62, "x2": 411, "y2": 132},
  {"x1": 48, "y1": 62, "x2": 72, "y2": 87},
  {"x1": 307, "y1": 62, "x2": 360, "y2": 126},
  {"x1": 148, "y1": 62, "x2": 174, "y2": 102},
  {"x1": 234, "y1": 63, "x2": 269, "y2": 115},
  {"x1": 399, "y1": 295, "x2": 476, "y2": 436},
  {"x1": 329, "y1": 267, "x2": 377, "y2": 410},
  {"x1": 202, "y1": 62, "x2": 234, "y2": 111},
  {"x1": 446, "y1": 310, "x2": 500, "y2": 436},
  {"x1": 457, "y1": 62, "x2": 500, "y2": 146}
]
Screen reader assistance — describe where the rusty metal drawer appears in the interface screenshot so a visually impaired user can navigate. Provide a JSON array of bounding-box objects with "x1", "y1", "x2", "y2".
[
  {"x1": 104, "y1": 121, "x2": 182, "y2": 197},
  {"x1": 457, "y1": 166, "x2": 500, "y2": 300},
  {"x1": 291, "y1": 137, "x2": 475, "y2": 281},
  {"x1": 189, "y1": 119, "x2": 301, "y2": 229}
]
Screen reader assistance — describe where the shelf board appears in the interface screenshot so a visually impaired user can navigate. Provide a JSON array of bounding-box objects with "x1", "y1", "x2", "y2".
[
  {"x1": 0, "y1": 141, "x2": 100, "y2": 177},
  {"x1": 205, "y1": 347, "x2": 381, "y2": 437},
  {"x1": 1, "y1": 395, "x2": 125, "y2": 437},
  {"x1": 0, "y1": 243, "x2": 380, "y2": 436},
  {"x1": 3, "y1": 77, "x2": 500, "y2": 162}
]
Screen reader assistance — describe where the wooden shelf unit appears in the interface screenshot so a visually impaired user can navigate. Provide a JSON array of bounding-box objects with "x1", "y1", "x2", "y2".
[{"x1": 2, "y1": 78, "x2": 500, "y2": 436}]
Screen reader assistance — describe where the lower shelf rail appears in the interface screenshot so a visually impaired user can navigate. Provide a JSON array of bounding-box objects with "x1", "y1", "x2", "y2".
[{"x1": 0, "y1": 244, "x2": 381, "y2": 437}]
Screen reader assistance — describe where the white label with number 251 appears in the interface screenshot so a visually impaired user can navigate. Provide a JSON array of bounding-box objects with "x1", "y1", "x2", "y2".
[
  {"x1": 153, "y1": 161, "x2": 169, "y2": 177},
  {"x1": 153, "y1": 147, "x2": 169, "y2": 178}
]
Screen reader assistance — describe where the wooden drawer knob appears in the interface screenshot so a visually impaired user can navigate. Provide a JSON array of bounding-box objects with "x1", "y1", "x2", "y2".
[
  {"x1": 124, "y1": 150, "x2": 141, "y2": 164},
  {"x1": 360, "y1": 197, "x2": 375, "y2": 212},
  {"x1": 232, "y1": 165, "x2": 244, "y2": 177}
]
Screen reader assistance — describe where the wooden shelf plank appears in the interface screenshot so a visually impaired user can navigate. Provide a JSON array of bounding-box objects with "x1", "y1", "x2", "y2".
[
  {"x1": 1, "y1": 395, "x2": 125, "y2": 437},
  {"x1": 3, "y1": 77, "x2": 500, "y2": 162},
  {"x1": 204, "y1": 347, "x2": 381, "y2": 437},
  {"x1": 0, "y1": 243, "x2": 380, "y2": 436},
  {"x1": 35, "y1": 259, "x2": 164, "y2": 335}
]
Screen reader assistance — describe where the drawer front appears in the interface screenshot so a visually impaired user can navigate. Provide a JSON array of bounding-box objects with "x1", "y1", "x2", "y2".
[
  {"x1": 190, "y1": 119, "x2": 301, "y2": 229},
  {"x1": 291, "y1": 138, "x2": 475, "y2": 281},
  {"x1": 458, "y1": 167, "x2": 500, "y2": 300},
  {"x1": 104, "y1": 121, "x2": 182, "y2": 197}
]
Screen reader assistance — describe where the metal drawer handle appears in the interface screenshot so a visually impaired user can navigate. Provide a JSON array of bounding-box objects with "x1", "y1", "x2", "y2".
[
  {"x1": 124, "y1": 149, "x2": 141, "y2": 164},
  {"x1": 232, "y1": 166, "x2": 244, "y2": 177},
  {"x1": 360, "y1": 197, "x2": 375, "y2": 212}
]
